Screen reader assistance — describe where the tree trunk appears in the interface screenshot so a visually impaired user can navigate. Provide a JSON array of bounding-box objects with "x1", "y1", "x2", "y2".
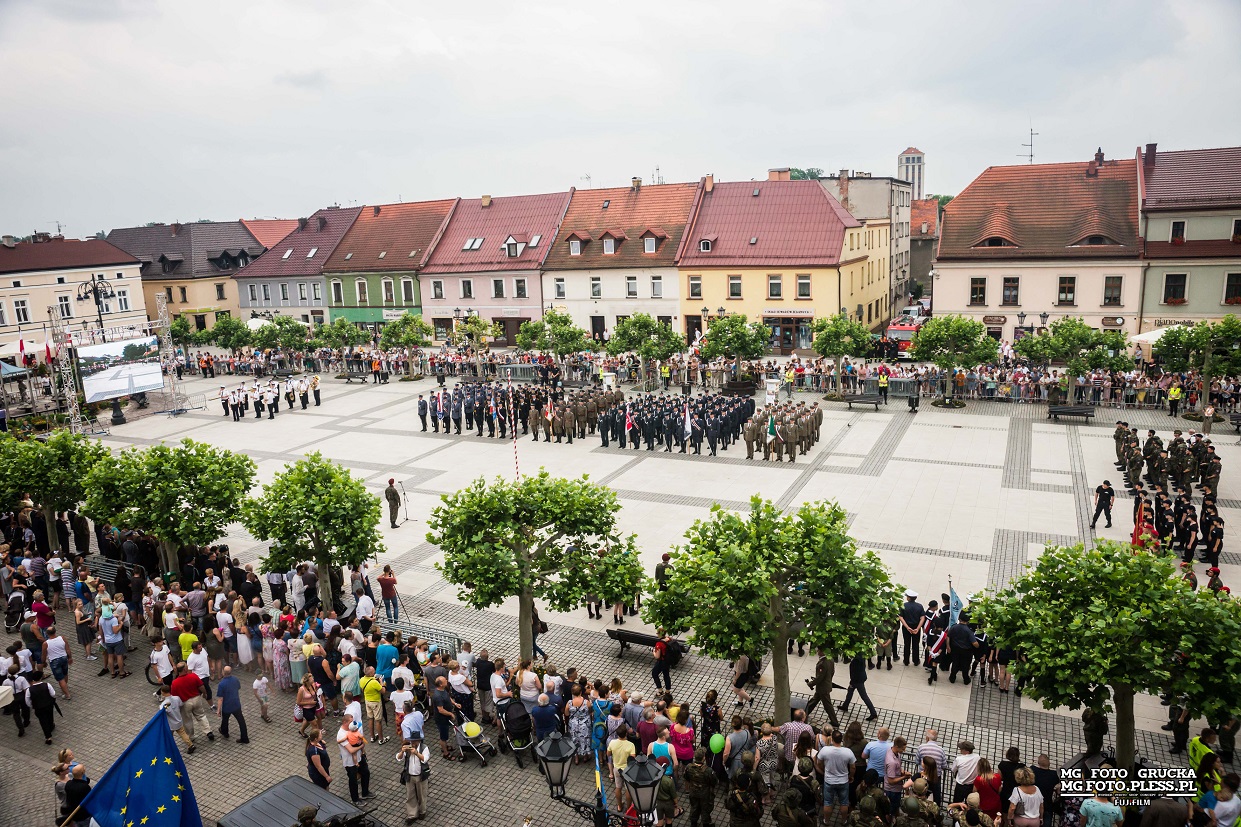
[
  {"x1": 1112, "y1": 682, "x2": 1136, "y2": 771},
  {"x1": 834, "y1": 356, "x2": 844, "y2": 396},
  {"x1": 316, "y1": 551, "x2": 336, "y2": 616},
  {"x1": 41, "y1": 502, "x2": 61, "y2": 556},
  {"x1": 157, "y1": 539, "x2": 180, "y2": 581},
  {"x1": 518, "y1": 585, "x2": 534, "y2": 664},
  {"x1": 769, "y1": 593, "x2": 792, "y2": 724}
]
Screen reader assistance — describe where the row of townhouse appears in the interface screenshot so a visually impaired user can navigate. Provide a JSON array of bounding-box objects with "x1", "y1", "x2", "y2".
[
  {"x1": 934, "y1": 144, "x2": 1241, "y2": 341},
  {"x1": 225, "y1": 169, "x2": 895, "y2": 355}
]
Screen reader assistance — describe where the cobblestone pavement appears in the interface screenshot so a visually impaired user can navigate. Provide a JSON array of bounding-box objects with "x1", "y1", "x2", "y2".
[{"x1": 1, "y1": 370, "x2": 1236, "y2": 826}]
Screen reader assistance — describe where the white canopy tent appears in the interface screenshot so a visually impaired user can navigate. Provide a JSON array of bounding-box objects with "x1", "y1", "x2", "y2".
[{"x1": 1129, "y1": 325, "x2": 1186, "y2": 345}]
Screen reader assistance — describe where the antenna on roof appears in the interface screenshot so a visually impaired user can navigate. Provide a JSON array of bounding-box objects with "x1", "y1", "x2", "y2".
[
  {"x1": 580, "y1": 173, "x2": 593, "y2": 189},
  {"x1": 1019, "y1": 125, "x2": 1038, "y2": 164},
  {"x1": 652, "y1": 166, "x2": 665, "y2": 185}
]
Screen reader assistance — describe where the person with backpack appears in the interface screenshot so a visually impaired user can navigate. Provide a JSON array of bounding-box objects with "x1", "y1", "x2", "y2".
[
  {"x1": 3, "y1": 662, "x2": 30, "y2": 736},
  {"x1": 725, "y1": 772, "x2": 763, "y2": 826},
  {"x1": 26, "y1": 667, "x2": 58, "y2": 744}
]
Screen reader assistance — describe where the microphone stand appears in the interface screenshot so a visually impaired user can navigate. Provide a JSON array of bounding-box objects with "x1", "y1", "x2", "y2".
[{"x1": 398, "y1": 481, "x2": 413, "y2": 525}]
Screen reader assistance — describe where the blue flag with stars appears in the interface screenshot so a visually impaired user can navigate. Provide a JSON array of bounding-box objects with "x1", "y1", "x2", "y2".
[{"x1": 80, "y1": 709, "x2": 202, "y2": 827}]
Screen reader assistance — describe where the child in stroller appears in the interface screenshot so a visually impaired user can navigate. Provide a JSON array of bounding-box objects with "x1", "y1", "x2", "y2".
[
  {"x1": 497, "y1": 700, "x2": 536, "y2": 768},
  {"x1": 4, "y1": 590, "x2": 24, "y2": 634}
]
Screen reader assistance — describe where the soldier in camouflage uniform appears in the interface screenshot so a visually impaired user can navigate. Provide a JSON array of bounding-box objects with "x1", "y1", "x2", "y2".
[
  {"x1": 948, "y1": 793, "x2": 996, "y2": 827},
  {"x1": 1143, "y1": 430, "x2": 1163, "y2": 482},
  {"x1": 896, "y1": 794, "x2": 928, "y2": 827},
  {"x1": 1113, "y1": 421, "x2": 1129, "y2": 469},
  {"x1": 909, "y1": 778, "x2": 940, "y2": 826},
  {"x1": 682, "y1": 748, "x2": 718, "y2": 827},
  {"x1": 850, "y1": 794, "x2": 887, "y2": 827},
  {"x1": 1168, "y1": 431, "x2": 1188, "y2": 488}
]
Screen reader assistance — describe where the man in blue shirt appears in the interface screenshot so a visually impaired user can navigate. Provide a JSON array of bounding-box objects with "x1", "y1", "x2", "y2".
[
  {"x1": 100, "y1": 604, "x2": 127, "y2": 679},
  {"x1": 530, "y1": 694, "x2": 560, "y2": 740},
  {"x1": 862, "y1": 727, "x2": 893, "y2": 775},
  {"x1": 214, "y1": 666, "x2": 249, "y2": 744},
  {"x1": 376, "y1": 633, "x2": 399, "y2": 686}
]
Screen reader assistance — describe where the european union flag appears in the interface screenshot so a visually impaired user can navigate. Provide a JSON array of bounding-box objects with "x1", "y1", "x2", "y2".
[{"x1": 80, "y1": 710, "x2": 202, "y2": 827}]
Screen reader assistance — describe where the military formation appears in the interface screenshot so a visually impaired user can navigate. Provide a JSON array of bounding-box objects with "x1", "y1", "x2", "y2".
[
  {"x1": 414, "y1": 380, "x2": 826, "y2": 462},
  {"x1": 1112, "y1": 421, "x2": 1227, "y2": 573},
  {"x1": 217, "y1": 375, "x2": 321, "y2": 421}
]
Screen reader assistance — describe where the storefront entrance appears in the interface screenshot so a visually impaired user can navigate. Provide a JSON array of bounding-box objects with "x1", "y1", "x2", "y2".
[
  {"x1": 493, "y1": 317, "x2": 529, "y2": 347},
  {"x1": 764, "y1": 316, "x2": 813, "y2": 355}
]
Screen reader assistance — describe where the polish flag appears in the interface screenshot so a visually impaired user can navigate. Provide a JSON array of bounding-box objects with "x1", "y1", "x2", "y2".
[{"x1": 625, "y1": 404, "x2": 635, "y2": 433}]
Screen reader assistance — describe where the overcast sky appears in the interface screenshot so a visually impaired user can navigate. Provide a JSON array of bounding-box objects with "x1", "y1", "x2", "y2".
[{"x1": 2, "y1": 0, "x2": 1237, "y2": 238}]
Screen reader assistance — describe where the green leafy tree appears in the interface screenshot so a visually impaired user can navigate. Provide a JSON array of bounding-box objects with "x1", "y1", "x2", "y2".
[
  {"x1": 930, "y1": 194, "x2": 955, "y2": 210},
  {"x1": 909, "y1": 314, "x2": 999, "y2": 398},
  {"x1": 811, "y1": 313, "x2": 874, "y2": 396},
  {"x1": 699, "y1": 314, "x2": 770, "y2": 379},
  {"x1": 241, "y1": 452, "x2": 384, "y2": 613},
  {"x1": 312, "y1": 317, "x2": 369, "y2": 350},
  {"x1": 974, "y1": 540, "x2": 1241, "y2": 772},
  {"x1": 121, "y1": 343, "x2": 147, "y2": 362},
  {"x1": 379, "y1": 312, "x2": 433, "y2": 354},
  {"x1": 190, "y1": 328, "x2": 215, "y2": 347},
  {"x1": 515, "y1": 310, "x2": 594, "y2": 356},
  {"x1": 208, "y1": 315, "x2": 253, "y2": 353},
  {"x1": 169, "y1": 316, "x2": 194, "y2": 349},
  {"x1": 1154, "y1": 315, "x2": 1241, "y2": 378},
  {"x1": 605, "y1": 313, "x2": 684, "y2": 383},
  {"x1": 645, "y1": 497, "x2": 902, "y2": 723},
  {"x1": 83, "y1": 439, "x2": 256, "y2": 575},
  {"x1": 789, "y1": 168, "x2": 824, "y2": 180},
  {"x1": 253, "y1": 314, "x2": 312, "y2": 353},
  {"x1": 427, "y1": 471, "x2": 643, "y2": 662},
  {"x1": 1013, "y1": 317, "x2": 1130, "y2": 375},
  {"x1": 451, "y1": 314, "x2": 501, "y2": 350},
  {"x1": 0, "y1": 432, "x2": 110, "y2": 554}
]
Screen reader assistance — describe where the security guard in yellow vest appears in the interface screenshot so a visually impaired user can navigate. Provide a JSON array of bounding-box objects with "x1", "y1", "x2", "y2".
[{"x1": 878, "y1": 374, "x2": 890, "y2": 405}]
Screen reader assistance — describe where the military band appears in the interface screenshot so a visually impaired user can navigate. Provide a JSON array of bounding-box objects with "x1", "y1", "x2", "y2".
[{"x1": 217, "y1": 376, "x2": 322, "y2": 422}]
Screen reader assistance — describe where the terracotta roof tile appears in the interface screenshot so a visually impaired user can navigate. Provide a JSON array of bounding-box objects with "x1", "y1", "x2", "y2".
[
  {"x1": 323, "y1": 200, "x2": 457, "y2": 273},
  {"x1": 900, "y1": 147, "x2": 923, "y2": 156},
  {"x1": 0, "y1": 237, "x2": 138, "y2": 275},
  {"x1": 1142, "y1": 146, "x2": 1241, "y2": 211},
  {"x1": 938, "y1": 158, "x2": 1139, "y2": 261},
  {"x1": 542, "y1": 183, "x2": 698, "y2": 270},
  {"x1": 240, "y1": 219, "x2": 301, "y2": 250},
  {"x1": 676, "y1": 180, "x2": 859, "y2": 268},
  {"x1": 233, "y1": 207, "x2": 362, "y2": 279},
  {"x1": 421, "y1": 192, "x2": 572, "y2": 274},
  {"x1": 910, "y1": 199, "x2": 939, "y2": 238}
]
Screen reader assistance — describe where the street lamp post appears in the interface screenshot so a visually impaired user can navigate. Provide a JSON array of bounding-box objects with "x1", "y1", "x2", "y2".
[
  {"x1": 535, "y1": 732, "x2": 661, "y2": 826},
  {"x1": 76, "y1": 273, "x2": 116, "y2": 343}
]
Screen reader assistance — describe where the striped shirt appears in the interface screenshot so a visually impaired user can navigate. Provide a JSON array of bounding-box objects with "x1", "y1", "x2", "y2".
[{"x1": 916, "y1": 740, "x2": 948, "y2": 777}]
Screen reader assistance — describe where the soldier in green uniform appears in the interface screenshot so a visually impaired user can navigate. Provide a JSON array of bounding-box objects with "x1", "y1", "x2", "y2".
[
  {"x1": 1207, "y1": 566, "x2": 1224, "y2": 593},
  {"x1": 1126, "y1": 443, "x2": 1144, "y2": 493},
  {"x1": 895, "y1": 794, "x2": 927, "y2": 827},
  {"x1": 1153, "y1": 449, "x2": 1170, "y2": 492},
  {"x1": 850, "y1": 794, "x2": 886, "y2": 827},
  {"x1": 804, "y1": 650, "x2": 840, "y2": 728},
  {"x1": 909, "y1": 778, "x2": 940, "y2": 826},
  {"x1": 1143, "y1": 430, "x2": 1163, "y2": 482},
  {"x1": 743, "y1": 417, "x2": 758, "y2": 461},
  {"x1": 1181, "y1": 562, "x2": 1199, "y2": 591},
  {"x1": 948, "y1": 793, "x2": 995, "y2": 827},
  {"x1": 1168, "y1": 431, "x2": 1188, "y2": 488},
  {"x1": 1113, "y1": 421, "x2": 1129, "y2": 469},
  {"x1": 683, "y1": 748, "x2": 718, "y2": 827}
]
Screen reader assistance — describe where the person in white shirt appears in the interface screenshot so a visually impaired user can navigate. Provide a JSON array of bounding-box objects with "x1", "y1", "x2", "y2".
[
  {"x1": 163, "y1": 601, "x2": 182, "y2": 650},
  {"x1": 490, "y1": 657, "x2": 513, "y2": 710},
  {"x1": 149, "y1": 638, "x2": 176, "y2": 688},
  {"x1": 457, "y1": 641, "x2": 476, "y2": 677},
  {"x1": 335, "y1": 715, "x2": 373, "y2": 804},
  {"x1": 186, "y1": 641, "x2": 213, "y2": 699},
  {"x1": 353, "y1": 589, "x2": 375, "y2": 633},
  {"x1": 391, "y1": 656, "x2": 416, "y2": 694},
  {"x1": 390, "y1": 681, "x2": 414, "y2": 726},
  {"x1": 338, "y1": 633, "x2": 358, "y2": 661},
  {"x1": 203, "y1": 569, "x2": 221, "y2": 591},
  {"x1": 252, "y1": 675, "x2": 271, "y2": 723},
  {"x1": 342, "y1": 693, "x2": 363, "y2": 725},
  {"x1": 321, "y1": 613, "x2": 341, "y2": 639},
  {"x1": 950, "y1": 740, "x2": 983, "y2": 803}
]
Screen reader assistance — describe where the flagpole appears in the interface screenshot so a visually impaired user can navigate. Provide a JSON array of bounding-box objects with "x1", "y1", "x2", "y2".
[{"x1": 57, "y1": 805, "x2": 82, "y2": 827}]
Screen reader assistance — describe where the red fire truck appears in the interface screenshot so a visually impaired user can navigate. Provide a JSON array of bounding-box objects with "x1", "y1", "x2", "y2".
[{"x1": 885, "y1": 315, "x2": 924, "y2": 359}]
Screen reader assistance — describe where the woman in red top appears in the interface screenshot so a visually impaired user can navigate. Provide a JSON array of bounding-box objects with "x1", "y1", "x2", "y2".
[
  {"x1": 973, "y1": 758, "x2": 1004, "y2": 820},
  {"x1": 377, "y1": 565, "x2": 398, "y2": 623}
]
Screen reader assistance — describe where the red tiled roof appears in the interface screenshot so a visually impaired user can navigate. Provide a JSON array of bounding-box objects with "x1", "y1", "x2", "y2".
[
  {"x1": 240, "y1": 219, "x2": 301, "y2": 249},
  {"x1": 900, "y1": 147, "x2": 923, "y2": 156},
  {"x1": 938, "y1": 158, "x2": 1140, "y2": 261},
  {"x1": 911, "y1": 199, "x2": 939, "y2": 238},
  {"x1": 1142, "y1": 146, "x2": 1241, "y2": 211},
  {"x1": 323, "y1": 200, "x2": 457, "y2": 273},
  {"x1": 421, "y1": 191, "x2": 573, "y2": 274},
  {"x1": 676, "y1": 180, "x2": 860, "y2": 268},
  {"x1": 0, "y1": 238, "x2": 138, "y2": 275},
  {"x1": 542, "y1": 183, "x2": 698, "y2": 270},
  {"x1": 233, "y1": 207, "x2": 363, "y2": 279}
]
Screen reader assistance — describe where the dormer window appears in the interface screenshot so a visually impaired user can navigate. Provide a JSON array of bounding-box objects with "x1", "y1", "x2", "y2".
[
  {"x1": 981, "y1": 237, "x2": 1014, "y2": 247},
  {"x1": 507, "y1": 242, "x2": 519, "y2": 257},
  {"x1": 699, "y1": 239, "x2": 712, "y2": 252},
  {"x1": 1072, "y1": 234, "x2": 1117, "y2": 247},
  {"x1": 238, "y1": 253, "x2": 249, "y2": 267},
  {"x1": 569, "y1": 240, "x2": 582, "y2": 256},
  {"x1": 603, "y1": 238, "x2": 615, "y2": 255},
  {"x1": 644, "y1": 237, "x2": 657, "y2": 254}
]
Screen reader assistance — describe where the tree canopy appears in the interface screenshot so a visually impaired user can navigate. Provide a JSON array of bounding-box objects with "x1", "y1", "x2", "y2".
[
  {"x1": 645, "y1": 497, "x2": 902, "y2": 722},
  {"x1": 378, "y1": 312, "x2": 433, "y2": 353},
  {"x1": 206, "y1": 315, "x2": 253, "y2": 352},
  {"x1": 606, "y1": 313, "x2": 684, "y2": 363},
  {"x1": 1012, "y1": 317, "x2": 1130, "y2": 375},
  {"x1": 909, "y1": 314, "x2": 998, "y2": 386},
  {"x1": 83, "y1": 439, "x2": 256, "y2": 575},
  {"x1": 311, "y1": 317, "x2": 369, "y2": 350},
  {"x1": 974, "y1": 540, "x2": 1241, "y2": 771},
  {"x1": 169, "y1": 316, "x2": 194, "y2": 349},
  {"x1": 789, "y1": 168, "x2": 824, "y2": 180},
  {"x1": 427, "y1": 471, "x2": 643, "y2": 662},
  {"x1": 699, "y1": 314, "x2": 769, "y2": 375},
  {"x1": 254, "y1": 315, "x2": 312, "y2": 352},
  {"x1": 515, "y1": 310, "x2": 594, "y2": 356},
  {"x1": 811, "y1": 313, "x2": 874, "y2": 392},
  {"x1": 1153, "y1": 315, "x2": 1241, "y2": 378},
  {"x1": 0, "y1": 432, "x2": 111, "y2": 554},
  {"x1": 451, "y1": 314, "x2": 501, "y2": 350}
]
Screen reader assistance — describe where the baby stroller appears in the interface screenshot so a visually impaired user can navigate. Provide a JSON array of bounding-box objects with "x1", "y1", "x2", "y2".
[
  {"x1": 452, "y1": 711, "x2": 497, "y2": 767},
  {"x1": 4, "y1": 590, "x2": 24, "y2": 633},
  {"x1": 497, "y1": 700, "x2": 535, "y2": 768}
]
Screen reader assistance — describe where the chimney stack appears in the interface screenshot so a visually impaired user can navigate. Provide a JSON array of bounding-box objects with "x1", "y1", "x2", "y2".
[
  {"x1": 768, "y1": 167, "x2": 791, "y2": 182},
  {"x1": 1145, "y1": 142, "x2": 1157, "y2": 169},
  {"x1": 373, "y1": 205, "x2": 381, "y2": 217},
  {"x1": 1086, "y1": 161, "x2": 1099, "y2": 178},
  {"x1": 631, "y1": 176, "x2": 642, "y2": 191},
  {"x1": 297, "y1": 217, "x2": 309, "y2": 231},
  {"x1": 1094, "y1": 147, "x2": 1105, "y2": 164},
  {"x1": 171, "y1": 222, "x2": 182, "y2": 237},
  {"x1": 1, "y1": 235, "x2": 16, "y2": 248},
  {"x1": 838, "y1": 169, "x2": 850, "y2": 209},
  {"x1": 481, "y1": 195, "x2": 492, "y2": 208},
  {"x1": 704, "y1": 174, "x2": 714, "y2": 193},
  {"x1": 317, "y1": 215, "x2": 328, "y2": 231},
  {"x1": 33, "y1": 231, "x2": 51, "y2": 243}
]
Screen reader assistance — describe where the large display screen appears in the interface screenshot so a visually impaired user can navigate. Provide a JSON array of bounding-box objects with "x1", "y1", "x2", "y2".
[{"x1": 78, "y1": 335, "x2": 163, "y2": 402}]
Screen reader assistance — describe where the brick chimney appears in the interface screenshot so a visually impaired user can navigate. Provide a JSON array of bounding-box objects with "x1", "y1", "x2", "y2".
[
  {"x1": 481, "y1": 195, "x2": 492, "y2": 208},
  {"x1": 837, "y1": 169, "x2": 850, "y2": 210},
  {"x1": 704, "y1": 175, "x2": 714, "y2": 193},
  {"x1": 768, "y1": 167, "x2": 791, "y2": 182},
  {"x1": 297, "y1": 217, "x2": 309, "y2": 231},
  {"x1": 1094, "y1": 147, "x2": 1105, "y2": 164},
  {"x1": 170, "y1": 222, "x2": 182, "y2": 237},
  {"x1": 631, "y1": 177, "x2": 642, "y2": 191},
  {"x1": 373, "y1": 205, "x2": 381, "y2": 217},
  {"x1": 316, "y1": 215, "x2": 328, "y2": 231},
  {"x1": 1144, "y1": 142, "x2": 1157, "y2": 170}
]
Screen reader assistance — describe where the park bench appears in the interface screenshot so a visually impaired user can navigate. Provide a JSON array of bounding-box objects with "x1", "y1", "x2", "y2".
[
  {"x1": 271, "y1": 368, "x2": 295, "y2": 379},
  {"x1": 343, "y1": 369, "x2": 369, "y2": 384},
  {"x1": 1231, "y1": 412, "x2": 1241, "y2": 433},
  {"x1": 1047, "y1": 405, "x2": 1095, "y2": 422},
  {"x1": 605, "y1": 627, "x2": 687, "y2": 665},
  {"x1": 82, "y1": 554, "x2": 131, "y2": 589},
  {"x1": 842, "y1": 394, "x2": 883, "y2": 410}
]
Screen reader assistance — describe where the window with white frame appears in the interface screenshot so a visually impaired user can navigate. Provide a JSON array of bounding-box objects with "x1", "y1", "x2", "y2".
[
  {"x1": 298, "y1": 282, "x2": 308, "y2": 302},
  {"x1": 356, "y1": 279, "x2": 368, "y2": 305},
  {"x1": 644, "y1": 237, "x2": 657, "y2": 254},
  {"x1": 461, "y1": 279, "x2": 474, "y2": 299},
  {"x1": 312, "y1": 282, "x2": 322, "y2": 302},
  {"x1": 280, "y1": 283, "x2": 290, "y2": 303},
  {"x1": 261, "y1": 284, "x2": 271, "y2": 304},
  {"x1": 728, "y1": 275, "x2": 742, "y2": 298},
  {"x1": 383, "y1": 279, "x2": 395, "y2": 303},
  {"x1": 431, "y1": 280, "x2": 444, "y2": 300},
  {"x1": 515, "y1": 279, "x2": 527, "y2": 298},
  {"x1": 554, "y1": 278, "x2": 565, "y2": 299},
  {"x1": 116, "y1": 289, "x2": 130, "y2": 312},
  {"x1": 767, "y1": 274, "x2": 782, "y2": 299},
  {"x1": 625, "y1": 276, "x2": 637, "y2": 298},
  {"x1": 331, "y1": 280, "x2": 344, "y2": 304},
  {"x1": 0, "y1": 302, "x2": 7, "y2": 326},
  {"x1": 699, "y1": 239, "x2": 712, "y2": 252},
  {"x1": 688, "y1": 276, "x2": 701, "y2": 299},
  {"x1": 796, "y1": 274, "x2": 811, "y2": 298},
  {"x1": 569, "y1": 240, "x2": 581, "y2": 256},
  {"x1": 401, "y1": 279, "x2": 414, "y2": 303},
  {"x1": 650, "y1": 275, "x2": 663, "y2": 298},
  {"x1": 248, "y1": 284, "x2": 258, "y2": 302},
  {"x1": 14, "y1": 299, "x2": 29, "y2": 324},
  {"x1": 603, "y1": 238, "x2": 616, "y2": 255},
  {"x1": 492, "y1": 279, "x2": 505, "y2": 299},
  {"x1": 590, "y1": 277, "x2": 601, "y2": 298}
]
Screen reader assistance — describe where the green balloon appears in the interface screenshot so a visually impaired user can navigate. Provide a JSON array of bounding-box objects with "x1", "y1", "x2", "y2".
[{"x1": 710, "y1": 733, "x2": 725, "y2": 754}]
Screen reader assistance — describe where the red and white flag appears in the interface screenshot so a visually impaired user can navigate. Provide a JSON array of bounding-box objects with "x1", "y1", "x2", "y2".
[{"x1": 625, "y1": 404, "x2": 635, "y2": 432}]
